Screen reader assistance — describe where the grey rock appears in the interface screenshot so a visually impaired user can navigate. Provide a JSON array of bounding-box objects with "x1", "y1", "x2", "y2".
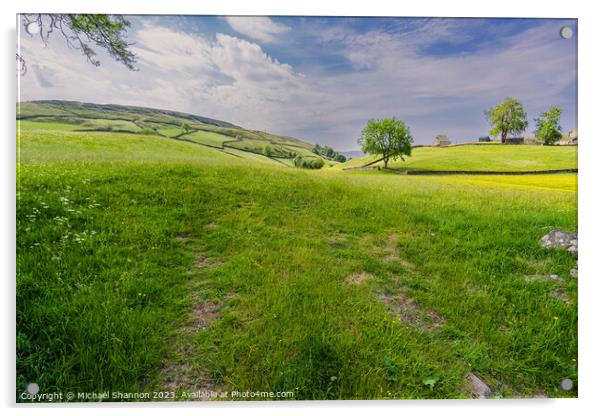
[
  {"x1": 570, "y1": 268, "x2": 578, "y2": 279},
  {"x1": 540, "y1": 230, "x2": 578, "y2": 256},
  {"x1": 467, "y1": 372, "x2": 492, "y2": 399}
]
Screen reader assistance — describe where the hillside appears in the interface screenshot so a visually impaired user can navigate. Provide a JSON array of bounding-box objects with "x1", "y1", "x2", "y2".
[
  {"x1": 17, "y1": 100, "x2": 323, "y2": 167},
  {"x1": 340, "y1": 144, "x2": 577, "y2": 172}
]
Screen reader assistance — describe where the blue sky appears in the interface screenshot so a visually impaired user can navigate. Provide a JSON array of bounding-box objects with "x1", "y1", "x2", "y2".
[{"x1": 19, "y1": 16, "x2": 577, "y2": 149}]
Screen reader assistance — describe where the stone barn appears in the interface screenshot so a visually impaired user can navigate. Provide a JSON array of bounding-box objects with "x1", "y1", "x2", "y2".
[
  {"x1": 432, "y1": 135, "x2": 451, "y2": 147},
  {"x1": 524, "y1": 137, "x2": 543, "y2": 145},
  {"x1": 503, "y1": 137, "x2": 524, "y2": 144},
  {"x1": 558, "y1": 128, "x2": 578, "y2": 145}
]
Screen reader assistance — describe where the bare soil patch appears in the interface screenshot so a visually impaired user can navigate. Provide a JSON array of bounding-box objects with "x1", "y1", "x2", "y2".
[
  {"x1": 326, "y1": 234, "x2": 348, "y2": 249},
  {"x1": 345, "y1": 271, "x2": 374, "y2": 285},
  {"x1": 379, "y1": 234, "x2": 415, "y2": 269},
  {"x1": 379, "y1": 291, "x2": 444, "y2": 330},
  {"x1": 195, "y1": 254, "x2": 222, "y2": 269},
  {"x1": 551, "y1": 288, "x2": 571, "y2": 305}
]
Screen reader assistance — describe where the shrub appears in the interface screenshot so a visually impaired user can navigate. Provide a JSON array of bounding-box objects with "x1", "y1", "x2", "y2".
[
  {"x1": 312, "y1": 144, "x2": 346, "y2": 162},
  {"x1": 294, "y1": 156, "x2": 325, "y2": 169},
  {"x1": 263, "y1": 145, "x2": 274, "y2": 157}
]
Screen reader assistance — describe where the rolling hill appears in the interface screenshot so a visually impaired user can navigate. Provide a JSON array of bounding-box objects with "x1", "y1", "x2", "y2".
[
  {"x1": 339, "y1": 144, "x2": 577, "y2": 172},
  {"x1": 17, "y1": 100, "x2": 326, "y2": 167}
]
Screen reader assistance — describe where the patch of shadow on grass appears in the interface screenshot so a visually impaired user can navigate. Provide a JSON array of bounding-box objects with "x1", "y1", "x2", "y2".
[
  {"x1": 345, "y1": 271, "x2": 374, "y2": 285},
  {"x1": 379, "y1": 291, "x2": 444, "y2": 330}
]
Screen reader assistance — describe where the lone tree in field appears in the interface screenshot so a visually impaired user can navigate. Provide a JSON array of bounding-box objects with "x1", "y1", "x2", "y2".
[
  {"x1": 358, "y1": 118, "x2": 413, "y2": 168},
  {"x1": 17, "y1": 14, "x2": 136, "y2": 75},
  {"x1": 485, "y1": 98, "x2": 528, "y2": 143},
  {"x1": 534, "y1": 106, "x2": 563, "y2": 145},
  {"x1": 181, "y1": 122, "x2": 193, "y2": 135}
]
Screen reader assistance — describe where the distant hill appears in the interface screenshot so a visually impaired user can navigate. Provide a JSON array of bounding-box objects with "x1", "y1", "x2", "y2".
[
  {"x1": 339, "y1": 144, "x2": 577, "y2": 172},
  {"x1": 18, "y1": 100, "x2": 240, "y2": 129},
  {"x1": 341, "y1": 150, "x2": 365, "y2": 160},
  {"x1": 17, "y1": 100, "x2": 323, "y2": 166}
]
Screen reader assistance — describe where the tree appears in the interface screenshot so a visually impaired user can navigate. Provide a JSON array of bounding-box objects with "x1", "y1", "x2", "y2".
[
  {"x1": 17, "y1": 14, "x2": 136, "y2": 75},
  {"x1": 485, "y1": 98, "x2": 528, "y2": 143},
  {"x1": 263, "y1": 144, "x2": 274, "y2": 157},
  {"x1": 181, "y1": 123, "x2": 193, "y2": 135},
  {"x1": 334, "y1": 154, "x2": 347, "y2": 163},
  {"x1": 358, "y1": 118, "x2": 413, "y2": 168},
  {"x1": 294, "y1": 156, "x2": 324, "y2": 169},
  {"x1": 534, "y1": 106, "x2": 563, "y2": 145},
  {"x1": 312, "y1": 143, "x2": 346, "y2": 162}
]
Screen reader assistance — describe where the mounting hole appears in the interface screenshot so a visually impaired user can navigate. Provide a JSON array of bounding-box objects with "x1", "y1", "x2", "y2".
[
  {"x1": 26, "y1": 382, "x2": 40, "y2": 394},
  {"x1": 560, "y1": 26, "x2": 573, "y2": 39},
  {"x1": 560, "y1": 378, "x2": 574, "y2": 391},
  {"x1": 25, "y1": 22, "x2": 40, "y2": 35}
]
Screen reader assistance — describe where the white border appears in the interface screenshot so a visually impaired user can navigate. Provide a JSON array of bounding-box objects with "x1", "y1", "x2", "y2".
[{"x1": 3, "y1": 1, "x2": 600, "y2": 415}]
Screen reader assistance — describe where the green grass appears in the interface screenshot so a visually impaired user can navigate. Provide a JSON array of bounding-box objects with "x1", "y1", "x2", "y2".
[
  {"x1": 18, "y1": 122, "x2": 227, "y2": 164},
  {"x1": 18, "y1": 101, "x2": 320, "y2": 165},
  {"x1": 182, "y1": 130, "x2": 231, "y2": 147},
  {"x1": 17, "y1": 118, "x2": 577, "y2": 401},
  {"x1": 340, "y1": 144, "x2": 577, "y2": 172},
  {"x1": 78, "y1": 118, "x2": 142, "y2": 132}
]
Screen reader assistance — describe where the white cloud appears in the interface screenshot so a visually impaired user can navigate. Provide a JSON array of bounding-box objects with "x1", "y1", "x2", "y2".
[
  {"x1": 224, "y1": 16, "x2": 290, "y2": 43},
  {"x1": 18, "y1": 20, "x2": 309, "y2": 133},
  {"x1": 17, "y1": 17, "x2": 577, "y2": 150},
  {"x1": 286, "y1": 20, "x2": 577, "y2": 147}
]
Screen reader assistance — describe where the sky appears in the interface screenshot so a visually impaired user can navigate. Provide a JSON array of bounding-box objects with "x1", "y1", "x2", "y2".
[{"x1": 18, "y1": 15, "x2": 577, "y2": 150}]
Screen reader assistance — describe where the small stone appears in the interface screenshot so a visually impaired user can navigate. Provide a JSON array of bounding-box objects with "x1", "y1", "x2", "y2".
[
  {"x1": 524, "y1": 274, "x2": 560, "y2": 282},
  {"x1": 467, "y1": 372, "x2": 492, "y2": 399},
  {"x1": 570, "y1": 268, "x2": 578, "y2": 279}
]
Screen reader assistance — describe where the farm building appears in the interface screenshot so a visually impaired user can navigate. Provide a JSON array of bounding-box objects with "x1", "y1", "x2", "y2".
[
  {"x1": 524, "y1": 137, "x2": 542, "y2": 145},
  {"x1": 558, "y1": 128, "x2": 578, "y2": 145},
  {"x1": 503, "y1": 137, "x2": 524, "y2": 145},
  {"x1": 432, "y1": 135, "x2": 451, "y2": 146},
  {"x1": 478, "y1": 136, "x2": 491, "y2": 142}
]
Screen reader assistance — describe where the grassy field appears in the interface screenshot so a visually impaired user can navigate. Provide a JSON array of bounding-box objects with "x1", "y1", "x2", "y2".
[
  {"x1": 340, "y1": 144, "x2": 577, "y2": 172},
  {"x1": 18, "y1": 101, "x2": 317, "y2": 165},
  {"x1": 17, "y1": 113, "x2": 577, "y2": 401}
]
